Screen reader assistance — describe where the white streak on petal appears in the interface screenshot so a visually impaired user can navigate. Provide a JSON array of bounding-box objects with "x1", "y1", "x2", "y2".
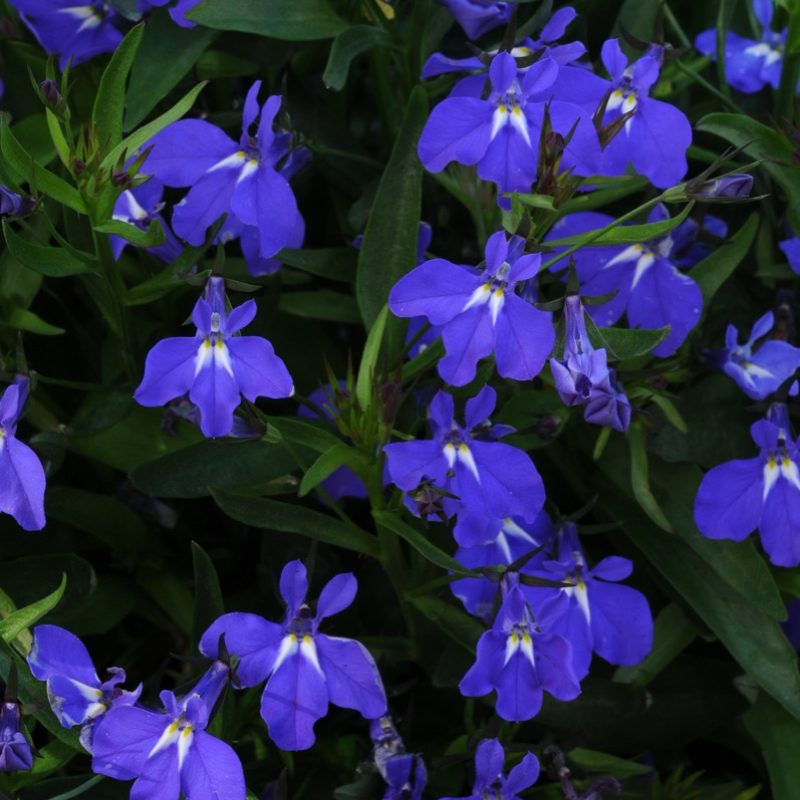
[
  {"x1": 781, "y1": 458, "x2": 800, "y2": 492},
  {"x1": 489, "y1": 289, "x2": 505, "y2": 326},
  {"x1": 457, "y1": 444, "x2": 481, "y2": 483},
  {"x1": 491, "y1": 106, "x2": 510, "y2": 140},
  {"x1": 462, "y1": 283, "x2": 492, "y2": 312},
  {"x1": 519, "y1": 634, "x2": 535, "y2": 666},
  {"x1": 606, "y1": 244, "x2": 644, "y2": 268},
  {"x1": 208, "y1": 151, "x2": 247, "y2": 173},
  {"x1": 509, "y1": 106, "x2": 531, "y2": 147},
  {"x1": 59, "y1": 6, "x2": 102, "y2": 31},
  {"x1": 195, "y1": 340, "x2": 213, "y2": 377},
  {"x1": 443, "y1": 442, "x2": 457, "y2": 469},
  {"x1": 575, "y1": 581, "x2": 591, "y2": 625},
  {"x1": 177, "y1": 727, "x2": 193, "y2": 769},
  {"x1": 148, "y1": 722, "x2": 181, "y2": 758},
  {"x1": 630, "y1": 252, "x2": 655, "y2": 289},
  {"x1": 213, "y1": 341, "x2": 235, "y2": 377},
  {"x1": 236, "y1": 159, "x2": 259, "y2": 184},
  {"x1": 300, "y1": 636, "x2": 324, "y2": 676},
  {"x1": 504, "y1": 633, "x2": 520, "y2": 665},
  {"x1": 272, "y1": 634, "x2": 299, "y2": 673},
  {"x1": 763, "y1": 459, "x2": 780, "y2": 501}
]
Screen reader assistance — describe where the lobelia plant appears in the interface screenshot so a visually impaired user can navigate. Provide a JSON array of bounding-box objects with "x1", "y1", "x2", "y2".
[{"x1": 0, "y1": 0, "x2": 798, "y2": 797}]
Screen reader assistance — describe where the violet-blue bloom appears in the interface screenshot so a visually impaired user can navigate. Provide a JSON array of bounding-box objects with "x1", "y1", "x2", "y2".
[
  {"x1": 389, "y1": 231, "x2": 554, "y2": 385},
  {"x1": 695, "y1": 0, "x2": 787, "y2": 93},
  {"x1": 144, "y1": 81, "x2": 305, "y2": 273},
  {"x1": 9, "y1": 0, "x2": 123, "y2": 68},
  {"x1": 451, "y1": 512, "x2": 555, "y2": 623},
  {"x1": 0, "y1": 702, "x2": 32, "y2": 773},
  {"x1": 371, "y1": 717, "x2": 427, "y2": 800},
  {"x1": 522, "y1": 524, "x2": 653, "y2": 679},
  {"x1": 438, "y1": 0, "x2": 511, "y2": 40},
  {"x1": 687, "y1": 173, "x2": 754, "y2": 201},
  {"x1": 550, "y1": 296, "x2": 631, "y2": 432},
  {"x1": 384, "y1": 387, "x2": 546, "y2": 546},
  {"x1": 459, "y1": 582, "x2": 580, "y2": 720},
  {"x1": 0, "y1": 377, "x2": 46, "y2": 531},
  {"x1": 92, "y1": 661, "x2": 246, "y2": 800},
  {"x1": 695, "y1": 403, "x2": 800, "y2": 567},
  {"x1": 717, "y1": 311, "x2": 800, "y2": 400},
  {"x1": 576, "y1": 39, "x2": 692, "y2": 188},
  {"x1": 0, "y1": 186, "x2": 37, "y2": 217},
  {"x1": 134, "y1": 276, "x2": 293, "y2": 438},
  {"x1": 27, "y1": 624, "x2": 141, "y2": 749},
  {"x1": 110, "y1": 179, "x2": 183, "y2": 263},
  {"x1": 779, "y1": 236, "x2": 800, "y2": 275},
  {"x1": 136, "y1": 0, "x2": 200, "y2": 27},
  {"x1": 417, "y1": 51, "x2": 601, "y2": 196},
  {"x1": 545, "y1": 206, "x2": 714, "y2": 357},
  {"x1": 441, "y1": 738, "x2": 539, "y2": 800},
  {"x1": 199, "y1": 560, "x2": 387, "y2": 751}
]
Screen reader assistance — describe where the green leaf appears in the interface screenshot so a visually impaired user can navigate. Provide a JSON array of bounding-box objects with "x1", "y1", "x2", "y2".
[
  {"x1": 373, "y1": 510, "x2": 478, "y2": 576},
  {"x1": 356, "y1": 86, "x2": 428, "y2": 327},
  {"x1": 191, "y1": 541, "x2": 225, "y2": 648},
  {"x1": 590, "y1": 323, "x2": 671, "y2": 361},
  {"x1": 279, "y1": 289, "x2": 361, "y2": 323},
  {"x1": 744, "y1": 693, "x2": 800, "y2": 800},
  {"x1": 629, "y1": 421, "x2": 673, "y2": 532},
  {"x1": 323, "y1": 25, "x2": 391, "y2": 90},
  {"x1": 613, "y1": 603, "x2": 697, "y2": 686},
  {"x1": 409, "y1": 593, "x2": 484, "y2": 651},
  {"x1": 776, "y1": 9, "x2": 800, "y2": 126},
  {"x1": 692, "y1": 212, "x2": 759, "y2": 305},
  {"x1": 125, "y1": 11, "x2": 217, "y2": 129},
  {"x1": 2, "y1": 307, "x2": 65, "y2": 335},
  {"x1": 544, "y1": 203, "x2": 693, "y2": 248},
  {"x1": 0, "y1": 117, "x2": 87, "y2": 214},
  {"x1": 595, "y1": 440, "x2": 800, "y2": 720},
  {"x1": 186, "y1": 0, "x2": 348, "y2": 40},
  {"x1": 356, "y1": 305, "x2": 388, "y2": 411},
  {"x1": 92, "y1": 23, "x2": 145, "y2": 151},
  {"x1": 567, "y1": 748, "x2": 651, "y2": 778},
  {"x1": 0, "y1": 574, "x2": 66, "y2": 645},
  {"x1": 211, "y1": 489, "x2": 380, "y2": 557},
  {"x1": 697, "y1": 113, "x2": 800, "y2": 229},
  {"x1": 137, "y1": 567, "x2": 194, "y2": 634},
  {"x1": 95, "y1": 217, "x2": 166, "y2": 248},
  {"x1": 130, "y1": 439, "x2": 300, "y2": 498},
  {"x1": 101, "y1": 81, "x2": 207, "y2": 171},
  {"x1": 3, "y1": 220, "x2": 94, "y2": 277},
  {"x1": 267, "y1": 416, "x2": 344, "y2": 454},
  {"x1": 298, "y1": 443, "x2": 364, "y2": 497},
  {"x1": 278, "y1": 247, "x2": 356, "y2": 283}
]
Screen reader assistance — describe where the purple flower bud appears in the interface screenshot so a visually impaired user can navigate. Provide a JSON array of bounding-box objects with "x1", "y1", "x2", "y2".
[
  {"x1": 688, "y1": 173, "x2": 754, "y2": 201},
  {"x1": 0, "y1": 186, "x2": 36, "y2": 217},
  {"x1": 38, "y1": 78, "x2": 62, "y2": 109},
  {"x1": 0, "y1": 702, "x2": 32, "y2": 773}
]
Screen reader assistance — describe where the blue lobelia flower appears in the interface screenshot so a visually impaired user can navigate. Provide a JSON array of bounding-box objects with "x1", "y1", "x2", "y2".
[
  {"x1": 451, "y1": 512, "x2": 555, "y2": 623},
  {"x1": 27, "y1": 624, "x2": 141, "y2": 749},
  {"x1": 422, "y1": 6, "x2": 586, "y2": 79},
  {"x1": 550, "y1": 295, "x2": 631, "y2": 432},
  {"x1": 9, "y1": 0, "x2": 123, "y2": 68},
  {"x1": 441, "y1": 738, "x2": 539, "y2": 800},
  {"x1": 389, "y1": 231, "x2": 555, "y2": 386},
  {"x1": 780, "y1": 236, "x2": 800, "y2": 275},
  {"x1": 136, "y1": 0, "x2": 200, "y2": 27},
  {"x1": 417, "y1": 51, "x2": 601, "y2": 197},
  {"x1": 0, "y1": 376, "x2": 46, "y2": 531},
  {"x1": 371, "y1": 717, "x2": 427, "y2": 800},
  {"x1": 0, "y1": 702, "x2": 33, "y2": 773},
  {"x1": 696, "y1": 0, "x2": 787, "y2": 93},
  {"x1": 544, "y1": 206, "x2": 719, "y2": 358},
  {"x1": 144, "y1": 81, "x2": 305, "y2": 275},
  {"x1": 438, "y1": 0, "x2": 511, "y2": 40},
  {"x1": 459, "y1": 581, "x2": 580, "y2": 721},
  {"x1": 0, "y1": 186, "x2": 37, "y2": 217},
  {"x1": 695, "y1": 403, "x2": 800, "y2": 567},
  {"x1": 522, "y1": 523, "x2": 653, "y2": 680},
  {"x1": 92, "y1": 661, "x2": 246, "y2": 800},
  {"x1": 134, "y1": 276, "x2": 293, "y2": 438},
  {"x1": 110, "y1": 179, "x2": 183, "y2": 263},
  {"x1": 198, "y1": 560, "x2": 387, "y2": 751},
  {"x1": 384, "y1": 387, "x2": 546, "y2": 547},
  {"x1": 716, "y1": 311, "x2": 800, "y2": 400}
]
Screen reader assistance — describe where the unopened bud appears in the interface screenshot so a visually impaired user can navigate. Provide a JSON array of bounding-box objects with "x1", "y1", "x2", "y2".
[
  {"x1": 39, "y1": 79, "x2": 62, "y2": 109},
  {"x1": 687, "y1": 173, "x2": 753, "y2": 201}
]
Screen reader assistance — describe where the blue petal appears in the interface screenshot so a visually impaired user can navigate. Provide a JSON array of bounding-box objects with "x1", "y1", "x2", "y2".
[
  {"x1": 761, "y1": 477, "x2": 800, "y2": 567},
  {"x1": 134, "y1": 337, "x2": 198, "y2": 408},
  {"x1": 589, "y1": 581, "x2": 653, "y2": 666},
  {"x1": 694, "y1": 457, "x2": 763, "y2": 541},
  {"x1": 228, "y1": 336, "x2": 294, "y2": 401},
  {"x1": 180, "y1": 730, "x2": 246, "y2": 800},
  {"x1": 91, "y1": 706, "x2": 168, "y2": 781},
  {"x1": 417, "y1": 97, "x2": 493, "y2": 173},
  {"x1": 494, "y1": 295, "x2": 554, "y2": 381},
  {"x1": 315, "y1": 574, "x2": 357, "y2": 621},
  {"x1": 0, "y1": 436, "x2": 46, "y2": 531},
  {"x1": 279, "y1": 560, "x2": 308, "y2": 618}
]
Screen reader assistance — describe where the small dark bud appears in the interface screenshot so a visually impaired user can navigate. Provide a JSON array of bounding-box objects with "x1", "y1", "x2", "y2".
[
  {"x1": 686, "y1": 173, "x2": 754, "y2": 201},
  {"x1": 0, "y1": 186, "x2": 37, "y2": 217},
  {"x1": 535, "y1": 414, "x2": 561, "y2": 441},
  {"x1": 111, "y1": 170, "x2": 133, "y2": 189},
  {"x1": 73, "y1": 159, "x2": 86, "y2": 175},
  {"x1": 39, "y1": 78, "x2": 62, "y2": 109}
]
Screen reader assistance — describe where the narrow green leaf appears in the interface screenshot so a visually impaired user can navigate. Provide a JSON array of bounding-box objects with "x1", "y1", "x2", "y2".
[
  {"x1": 191, "y1": 541, "x2": 225, "y2": 648},
  {"x1": 95, "y1": 217, "x2": 166, "y2": 248},
  {"x1": 3, "y1": 307, "x2": 65, "y2": 336},
  {"x1": 776, "y1": 9, "x2": 800, "y2": 125},
  {"x1": 0, "y1": 117, "x2": 87, "y2": 214},
  {"x1": 590, "y1": 324, "x2": 671, "y2": 361},
  {"x1": 186, "y1": 0, "x2": 348, "y2": 40},
  {"x1": 323, "y1": 26, "x2": 391, "y2": 90},
  {"x1": 101, "y1": 81, "x2": 207, "y2": 171},
  {"x1": 92, "y1": 23, "x2": 145, "y2": 151},
  {"x1": 279, "y1": 289, "x2": 361, "y2": 323},
  {"x1": 211, "y1": 489, "x2": 380, "y2": 557},
  {"x1": 744, "y1": 693, "x2": 800, "y2": 800},
  {"x1": 267, "y1": 416, "x2": 344, "y2": 454},
  {"x1": 130, "y1": 439, "x2": 300, "y2": 498},
  {"x1": 373, "y1": 510, "x2": 478, "y2": 576},
  {"x1": 0, "y1": 574, "x2": 66, "y2": 645},
  {"x1": 3, "y1": 220, "x2": 94, "y2": 277},
  {"x1": 356, "y1": 86, "x2": 428, "y2": 327},
  {"x1": 125, "y1": 12, "x2": 217, "y2": 129},
  {"x1": 356, "y1": 305, "x2": 388, "y2": 411},
  {"x1": 567, "y1": 748, "x2": 651, "y2": 778},
  {"x1": 545, "y1": 203, "x2": 693, "y2": 248},
  {"x1": 278, "y1": 247, "x2": 356, "y2": 283},
  {"x1": 298, "y1": 443, "x2": 364, "y2": 497},
  {"x1": 629, "y1": 421, "x2": 673, "y2": 532},
  {"x1": 409, "y1": 594, "x2": 484, "y2": 651},
  {"x1": 692, "y1": 212, "x2": 758, "y2": 305}
]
